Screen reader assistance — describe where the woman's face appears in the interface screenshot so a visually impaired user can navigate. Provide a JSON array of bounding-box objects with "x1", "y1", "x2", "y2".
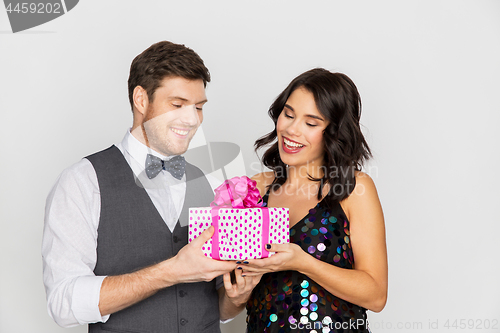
[{"x1": 276, "y1": 87, "x2": 329, "y2": 169}]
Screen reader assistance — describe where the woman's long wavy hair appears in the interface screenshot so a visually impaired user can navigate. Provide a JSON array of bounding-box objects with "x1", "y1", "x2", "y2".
[{"x1": 255, "y1": 68, "x2": 372, "y2": 206}]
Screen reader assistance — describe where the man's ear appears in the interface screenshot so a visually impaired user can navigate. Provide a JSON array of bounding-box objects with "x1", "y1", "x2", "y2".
[{"x1": 132, "y1": 86, "x2": 149, "y2": 118}]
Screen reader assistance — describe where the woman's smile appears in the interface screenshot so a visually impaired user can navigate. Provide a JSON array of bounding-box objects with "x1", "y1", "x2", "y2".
[{"x1": 282, "y1": 136, "x2": 305, "y2": 153}]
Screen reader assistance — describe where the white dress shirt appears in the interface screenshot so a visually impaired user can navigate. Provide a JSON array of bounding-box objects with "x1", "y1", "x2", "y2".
[{"x1": 42, "y1": 130, "x2": 221, "y2": 327}]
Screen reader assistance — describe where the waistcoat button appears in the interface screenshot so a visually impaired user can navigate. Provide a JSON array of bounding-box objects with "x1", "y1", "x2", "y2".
[
  {"x1": 179, "y1": 290, "x2": 187, "y2": 297},
  {"x1": 173, "y1": 236, "x2": 179, "y2": 243},
  {"x1": 180, "y1": 318, "x2": 188, "y2": 325}
]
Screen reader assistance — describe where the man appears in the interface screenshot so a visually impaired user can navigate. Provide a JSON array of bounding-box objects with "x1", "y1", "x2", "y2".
[{"x1": 42, "y1": 41, "x2": 256, "y2": 332}]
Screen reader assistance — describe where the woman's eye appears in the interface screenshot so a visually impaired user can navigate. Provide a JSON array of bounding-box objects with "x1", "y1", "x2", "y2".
[
  {"x1": 306, "y1": 123, "x2": 317, "y2": 127},
  {"x1": 285, "y1": 113, "x2": 293, "y2": 119}
]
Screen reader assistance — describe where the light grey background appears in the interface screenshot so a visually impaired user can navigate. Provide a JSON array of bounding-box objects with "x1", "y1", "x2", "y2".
[{"x1": 1, "y1": 1, "x2": 499, "y2": 332}]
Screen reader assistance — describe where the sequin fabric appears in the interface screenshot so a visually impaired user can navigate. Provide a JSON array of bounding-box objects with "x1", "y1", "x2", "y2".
[{"x1": 246, "y1": 191, "x2": 369, "y2": 333}]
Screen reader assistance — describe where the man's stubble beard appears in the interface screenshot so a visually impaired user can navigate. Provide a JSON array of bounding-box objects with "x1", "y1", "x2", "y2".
[
  {"x1": 141, "y1": 120, "x2": 195, "y2": 157},
  {"x1": 141, "y1": 104, "x2": 197, "y2": 156},
  {"x1": 141, "y1": 122, "x2": 180, "y2": 156}
]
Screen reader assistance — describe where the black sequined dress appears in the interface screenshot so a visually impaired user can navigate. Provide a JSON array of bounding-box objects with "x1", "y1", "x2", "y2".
[{"x1": 246, "y1": 189, "x2": 370, "y2": 333}]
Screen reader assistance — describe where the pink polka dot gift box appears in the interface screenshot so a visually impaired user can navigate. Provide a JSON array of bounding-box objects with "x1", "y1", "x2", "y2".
[{"x1": 188, "y1": 176, "x2": 289, "y2": 260}]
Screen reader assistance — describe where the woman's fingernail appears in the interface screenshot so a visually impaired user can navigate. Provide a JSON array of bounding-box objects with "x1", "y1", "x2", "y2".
[
  {"x1": 266, "y1": 244, "x2": 271, "y2": 250},
  {"x1": 236, "y1": 261, "x2": 241, "y2": 264},
  {"x1": 242, "y1": 274, "x2": 246, "y2": 277},
  {"x1": 243, "y1": 261, "x2": 249, "y2": 264},
  {"x1": 237, "y1": 267, "x2": 242, "y2": 270}
]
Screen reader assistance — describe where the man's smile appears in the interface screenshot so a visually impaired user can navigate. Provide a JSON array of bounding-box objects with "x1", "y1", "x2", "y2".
[{"x1": 170, "y1": 127, "x2": 191, "y2": 137}]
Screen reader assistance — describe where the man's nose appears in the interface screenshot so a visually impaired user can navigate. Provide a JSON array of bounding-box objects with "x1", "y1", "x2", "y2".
[{"x1": 179, "y1": 105, "x2": 200, "y2": 126}]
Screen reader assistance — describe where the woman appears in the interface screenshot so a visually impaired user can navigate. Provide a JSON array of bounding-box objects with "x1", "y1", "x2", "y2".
[{"x1": 240, "y1": 68, "x2": 387, "y2": 333}]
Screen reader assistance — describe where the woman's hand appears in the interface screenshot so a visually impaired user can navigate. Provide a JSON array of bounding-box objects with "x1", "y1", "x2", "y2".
[{"x1": 238, "y1": 243, "x2": 309, "y2": 276}]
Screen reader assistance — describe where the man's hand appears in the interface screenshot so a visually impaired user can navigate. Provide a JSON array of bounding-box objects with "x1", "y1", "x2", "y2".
[
  {"x1": 223, "y1": 267, "x2": 262, "y2": 307},
  {"x1": 218, "y1": 266, "x2": 262, "y2": 321},
  {"x1": 170, "y1": 225, "x2": 237, "y2": 284},
  {"x1": 99, "y1": 225, "x2": 236, "y2": 316}
]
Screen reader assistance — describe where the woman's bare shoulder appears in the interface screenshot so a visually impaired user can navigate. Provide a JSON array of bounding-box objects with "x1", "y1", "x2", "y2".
[
  {"x1": 251, "y1": 171, "x2": 275, "y2": 197},
  {"x1": 353, "y1": 171, "x2": 376, "y2": 190},
  {"x1": 341, "y1": 171, "x2": 379, "y2": 219}
]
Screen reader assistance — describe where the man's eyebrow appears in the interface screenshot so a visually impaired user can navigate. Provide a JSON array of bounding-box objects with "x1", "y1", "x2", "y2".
[
  {"x1": 284, "y1": 104, "x2": 324, "y2": 121},
  {"x1": 168, "y1": 96, "x2": 207, "y2": 104}
]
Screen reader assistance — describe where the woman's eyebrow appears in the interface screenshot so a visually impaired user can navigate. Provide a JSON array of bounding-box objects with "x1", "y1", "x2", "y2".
[
  {"x1": 306, "y1": 114, "x2": 325, "y2": 121},
  {"x1": 285, "y1": 104, "x2": 324, "y2": 121}
]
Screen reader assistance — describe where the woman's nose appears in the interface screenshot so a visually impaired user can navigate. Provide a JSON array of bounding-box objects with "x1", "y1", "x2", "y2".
[{"x1": 285, "y1": 120, "x2": 301, "y2": 136}]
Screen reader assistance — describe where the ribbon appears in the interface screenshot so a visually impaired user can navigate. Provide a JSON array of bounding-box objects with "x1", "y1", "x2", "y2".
[
  {"x1": 209, "y1": 176, "x2": 269, "y2": 260},
  {"x1": 210, "y1": 176, "x2": 263, "y2": 209},
  {"x1": 261, "y1": 208, "x2": 270, "y2": 258},
  {"x1": 210, "y1": 208, "x2": 221, "y2": 260}
]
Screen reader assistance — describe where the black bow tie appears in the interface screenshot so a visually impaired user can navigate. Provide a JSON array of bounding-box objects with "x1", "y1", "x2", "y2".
[{"x1": 145, "y1": 154, "x2": 186, "y2": 180}]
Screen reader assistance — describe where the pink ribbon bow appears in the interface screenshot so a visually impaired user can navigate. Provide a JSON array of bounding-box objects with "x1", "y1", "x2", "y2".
[
  {"x1": 210, "y1": 176, "x2": 263, "y2": 208},
  {"x1": 209, "y1": 176, "x2": 270, "y2": 260}
]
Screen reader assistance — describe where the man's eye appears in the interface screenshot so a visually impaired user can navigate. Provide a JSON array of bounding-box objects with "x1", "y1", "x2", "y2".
[
  {"x1": 172, "y1": 104, "x2": 182, "y2": 108},
  {"x1": 196, "y1": 107, "x2": 203, "y2": 111}
]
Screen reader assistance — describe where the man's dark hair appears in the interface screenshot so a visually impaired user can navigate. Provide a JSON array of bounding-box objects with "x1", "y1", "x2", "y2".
[{"x1": 127, "y1": 41, "x2": 211, "y2": 110}]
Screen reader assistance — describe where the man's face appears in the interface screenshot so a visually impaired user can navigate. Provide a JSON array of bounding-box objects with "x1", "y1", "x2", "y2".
[{"x1": 142, "y1": 76, "x2": 207, "y2": 156}]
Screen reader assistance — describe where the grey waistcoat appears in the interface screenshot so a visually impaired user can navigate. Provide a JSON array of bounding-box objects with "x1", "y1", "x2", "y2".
[{"x1": 85, "y1": 145, "x2": 220, "y2": 333}]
